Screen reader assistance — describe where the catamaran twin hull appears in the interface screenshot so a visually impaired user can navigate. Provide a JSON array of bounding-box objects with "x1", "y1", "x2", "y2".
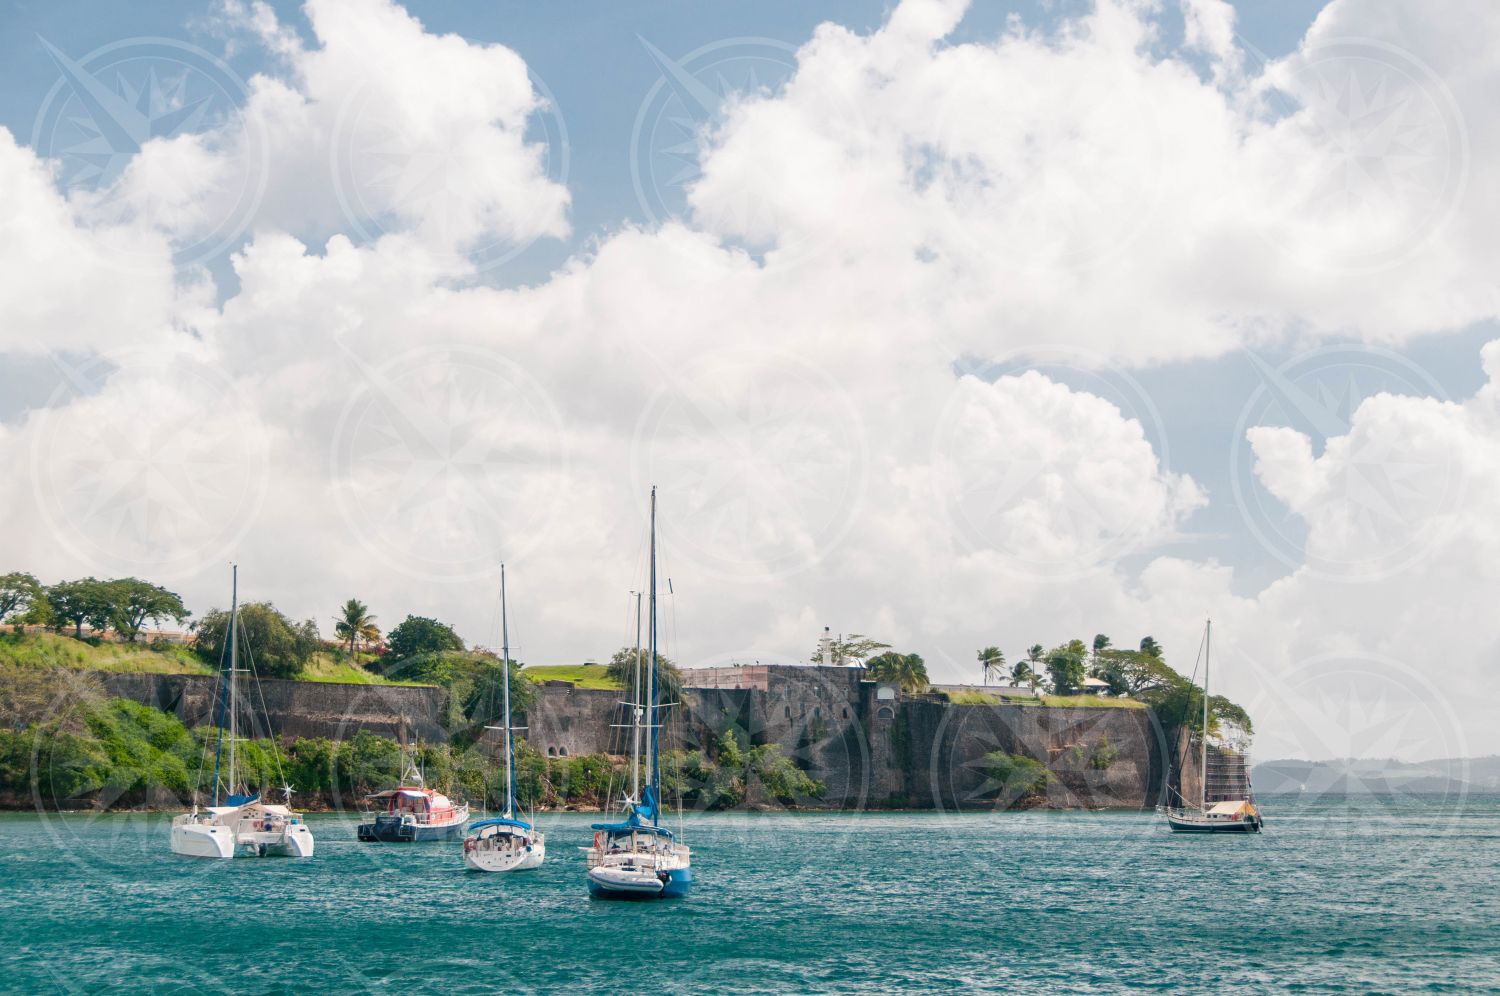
[{"x1": 170, "y1": 811, "x2": 315, "y2": 859}]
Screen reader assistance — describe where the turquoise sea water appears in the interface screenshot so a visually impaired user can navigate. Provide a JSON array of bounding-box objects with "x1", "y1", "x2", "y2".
[{"x1": 2, "y1": 795, "x2": 1497, "y2": 994}]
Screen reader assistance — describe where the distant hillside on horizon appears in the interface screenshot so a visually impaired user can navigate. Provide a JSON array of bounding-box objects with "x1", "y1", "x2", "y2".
[{"x1": 1253, "y1": 756, "x2": 1500, "y2": 795}]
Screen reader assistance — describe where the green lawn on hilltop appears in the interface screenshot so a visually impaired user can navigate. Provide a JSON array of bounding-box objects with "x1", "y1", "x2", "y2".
[
  {"x1": 0, "y1": 630, "x2": 212, "y2": 675},
  {"x1": 946, "y1": 690, "x2": 1145, "y2": 708},
  {"x1": 298, "y1": 653, "x2": 430, "y2": 686},
  {"x1": 1035, "y1": 694, "x2": 1146, "y2": 709},
  {"x1": 520, "y1": 664, "x2": 621, "y2": 689},
  {"x1": 0, "y1": 631, "x2": 425, "y2": 685}
]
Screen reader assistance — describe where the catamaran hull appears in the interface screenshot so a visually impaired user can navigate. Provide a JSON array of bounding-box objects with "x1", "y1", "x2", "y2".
[
  {"x1": 171, "y1": 821, "x2": 235, "y2": 859},
  {"x1": 240, "y1": 826, "x2": 316, "y2": 856},
  {"x1": 357, "y1": 817, "x2": 466, "y2": 842},
  {"x1": 1167, "y1": 813, "x2": 1262, "y2": 834},
  {"x1": 587, "y1": 866, "x2": 692, "y2": 899}
]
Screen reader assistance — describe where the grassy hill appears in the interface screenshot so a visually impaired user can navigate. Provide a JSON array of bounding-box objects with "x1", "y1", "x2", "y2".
[
  {"x1": 520, "y1": 663, "x2": 621, "y2": 690},
  {"x1": 0, "y1": 630, "x2": 211, "y2": 675},
  {"x1": 0, "y1": 631, "x2": 423, "y2": 686}
]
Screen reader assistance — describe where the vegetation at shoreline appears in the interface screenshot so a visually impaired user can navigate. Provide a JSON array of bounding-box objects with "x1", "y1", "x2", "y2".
[{"x1": 0, "y1": 689, "x2": 823, "y2": 813}]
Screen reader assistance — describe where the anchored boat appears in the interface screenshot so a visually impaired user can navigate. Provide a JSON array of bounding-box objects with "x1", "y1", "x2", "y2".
[
  {"x1": 357, "y1": 750, "x2": 470, "y2": 842},
  {"x1": 584, "y1": 486, "x2": 693, "y2": 899},
  {"x1": 463, "y1": 564, "x2": 545, "y2": 872},
  {"x1": 171, "y1": 566, "x2": 314, "y2": 859},
  {"x1": 1166, "y1": 619, "x2": 1263, "y2": 834}
]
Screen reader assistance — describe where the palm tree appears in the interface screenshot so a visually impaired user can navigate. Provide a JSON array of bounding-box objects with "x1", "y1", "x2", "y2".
[
  {"x1": 866, "y1": 651, "x2": 930, "y2": 693},
  {"x1": 1091, "y1": 633, "x2": 1111, "y2": 676},
  {"x1": 977, "y1": 646, "x2": 1004, "y2": 685},
  {"x1": 1025, "y1": 644, "x2": 1044, "y2": 691},
  {"x1": 1139, "y1": 635, "x2": 1162, "y2": 658},
  {"x1": 334, "y1": 598, "x2": 380, "y2": 660}
]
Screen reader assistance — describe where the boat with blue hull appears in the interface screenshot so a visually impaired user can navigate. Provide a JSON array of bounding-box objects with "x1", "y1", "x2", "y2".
[{"x1": 584, "y1": 486, "x2": 693, "y2": 899}]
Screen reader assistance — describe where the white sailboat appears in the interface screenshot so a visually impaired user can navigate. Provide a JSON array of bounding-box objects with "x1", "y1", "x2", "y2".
[
  {"x1": 463, "y1": 564, "x2": 545, "y2": 872},
  {"x1": 585, "y1": 486, "x2": 693, "y2": 898},
  {"x1": 1166, "y1": 618, "x2": 1263, "y2": 834},
  {"x1": 171, "y1": 566, "x2": 315, "y2": 859}
]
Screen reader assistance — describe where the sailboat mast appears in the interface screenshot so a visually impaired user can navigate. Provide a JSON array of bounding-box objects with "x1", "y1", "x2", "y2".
[
  {"x1": 1201, "y1": 618, "x2": 1211, "y2": 811},
  {"x1": 500, "y1": 564, "x2": 515, "y2": 819},
  {"x1": 630, "y1": 590, "x2": 643, "y2": 803},
  {"x1": 648, "y1": 486, "x2": 660, "y2": 819},
  {"x1": 228, "y1": 564, "x2": 239, "y2": 798}
]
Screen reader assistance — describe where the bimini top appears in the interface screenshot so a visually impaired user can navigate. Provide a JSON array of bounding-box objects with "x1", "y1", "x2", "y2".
[
  {"x1": 591, "y1": 821, "x2": 674, "y2": 839},
  {"x1": 467, "y1": 817, "x2": 532, "y2": 833},
  {"x1": 1207, "y1": 800, "x2": 1256, "y2": 817},
  {"x1": 365, "y1": 788, "x2": 431, "y2": 801}
]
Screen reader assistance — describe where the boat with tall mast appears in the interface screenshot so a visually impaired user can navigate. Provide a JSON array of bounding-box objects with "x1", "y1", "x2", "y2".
[
  {"x1": 1166, "y1": 619, "x2": 1263, "y2": 834},
  {"x1": 585, "y1": 486, "x2": 693, "y2": 898},
  {"x1": 463, "y1": 564, "x2": 545, "y2": 872},
  {"x1": 171, "y1": 565, "x2": 315, "y2": 859}
]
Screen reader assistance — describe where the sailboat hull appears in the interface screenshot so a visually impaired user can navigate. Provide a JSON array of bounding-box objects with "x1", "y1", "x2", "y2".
[
  {"x1": 464, "y1": 834, "x2": 545, "y2": 872},
  {"x1": 1166, "y1": 812, "x2": 1262, "y2": 834},
  {"x1": 587, "y1": 865, "x2": 692, "y2": 900}
]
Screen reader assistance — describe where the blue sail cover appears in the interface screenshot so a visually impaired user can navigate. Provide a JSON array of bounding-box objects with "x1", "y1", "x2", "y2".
[
  {"x1": 467, "y1": 817, "x2": 532, "y2": 833},
  {"x1": 226, "y1": 792, "x2": 259, "y2": 807}
]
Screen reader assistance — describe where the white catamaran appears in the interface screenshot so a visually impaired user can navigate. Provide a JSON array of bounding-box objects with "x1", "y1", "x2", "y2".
[
  {"x1": 584, "y1": 486, "x2": 693, "y2": 898},
  {"x1": 171, "y1": 566, "x2": 315, "y2": 859},
  {"x1": 463, "y1": 564, "x2": 545, "y2": 872},
  {"x1": 1166, "y1": 618, "x2": 1263, "y2": 834}
]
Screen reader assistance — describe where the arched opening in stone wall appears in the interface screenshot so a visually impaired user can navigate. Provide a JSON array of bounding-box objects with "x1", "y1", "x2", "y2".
[{"x1": 877, "y1": 706, "x2": 895, "y2": 720}]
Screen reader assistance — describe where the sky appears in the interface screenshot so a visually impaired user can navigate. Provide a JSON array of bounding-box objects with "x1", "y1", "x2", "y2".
[{"x1": 0, "y1": 0, "x2": 1497, "y2": 762}]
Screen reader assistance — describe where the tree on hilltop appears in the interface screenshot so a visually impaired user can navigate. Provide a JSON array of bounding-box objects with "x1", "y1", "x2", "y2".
[
  {"x1": 106, "y1": 578, "x2": 189, "y2": 642},
  {"x1": 386, "y1": 615, "x2": 464, "y2": 661},
  {"x1": 811, "y1": 633, "x2": 890, "y2": 666},
  {"x1": 194, "y1": 602, "x2": 319, "y2": 679},
  {"x1": 977, "y1": 646, "x2": 1004, "y2": 685},
  {"x1": 0, "y1": 572, "x2": 42, "y2": 630},
  {"x1": 334, "y1": 598, "x2": 380, "y2": 658},
  {"x1": 607, "y1": 645, "x2": 682, "y2": 702},
  {"x1": 47, "y1": 579, "x2": 115, "y2": 639},
  {"x1": 865, "y1": 651, "x2": 929, "y2": 693},
  {"x1": 1045, "y1": 640, "x2": 1088, "y2": 695}
]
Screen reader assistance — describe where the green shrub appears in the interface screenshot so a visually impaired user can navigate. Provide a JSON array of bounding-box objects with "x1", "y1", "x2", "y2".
[{"x1": 980, "y1": 750, "x2": 1051, "y2": 805}]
